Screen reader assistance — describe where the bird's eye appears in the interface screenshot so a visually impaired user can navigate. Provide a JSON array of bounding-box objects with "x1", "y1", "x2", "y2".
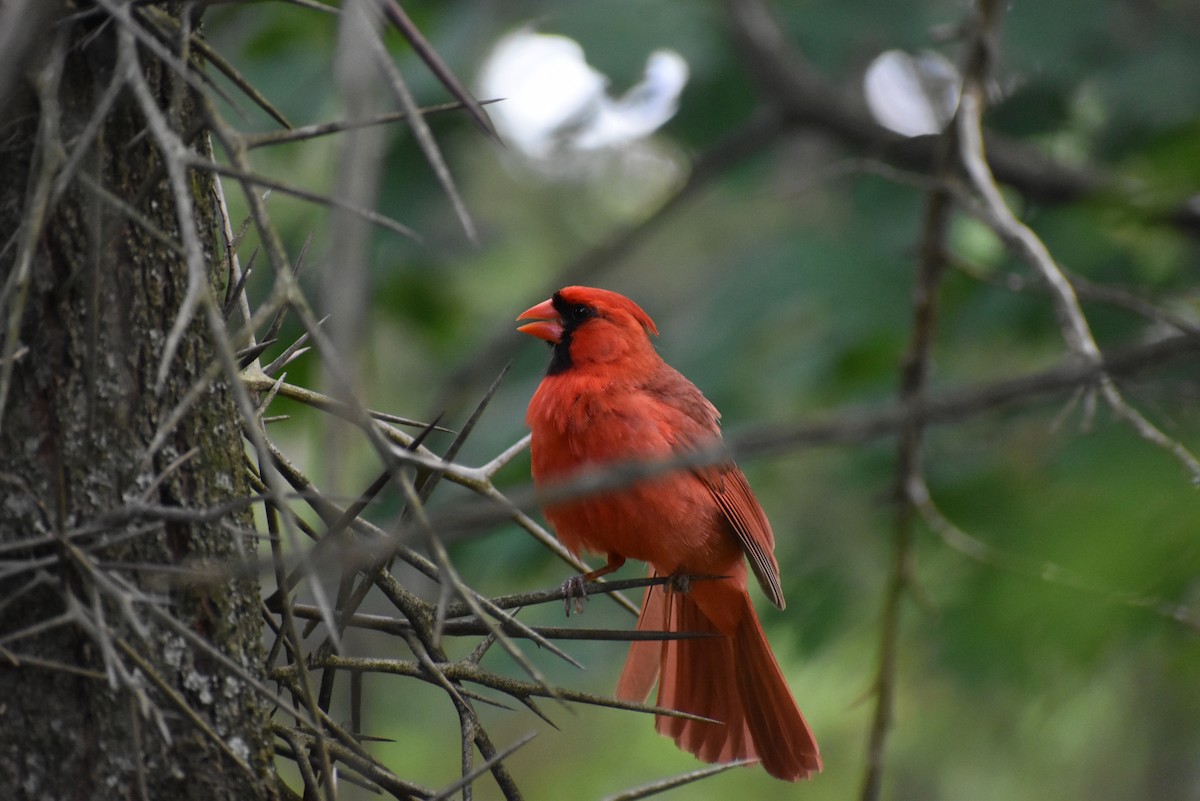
[{"x1": 569, "y1": 304, "x2": 592, "y2": 322}]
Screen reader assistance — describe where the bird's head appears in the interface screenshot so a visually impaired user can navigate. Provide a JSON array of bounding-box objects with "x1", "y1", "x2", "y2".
[{"x1": 517, "y1": 286, "x2": 659, "y2": 375}]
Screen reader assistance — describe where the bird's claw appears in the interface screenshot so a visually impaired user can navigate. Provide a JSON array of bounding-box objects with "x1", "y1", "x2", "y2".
[
  {"x1": 668, "y1": 573, "x2": 693, "y2": 594},
  {"x1": 562, "y1": 574, "x2": 589, "y2": 617}
]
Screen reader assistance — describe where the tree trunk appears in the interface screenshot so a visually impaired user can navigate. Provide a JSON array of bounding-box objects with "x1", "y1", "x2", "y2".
[{"x1": 0, "y1": 11, "x2": 274, "y2": 800}]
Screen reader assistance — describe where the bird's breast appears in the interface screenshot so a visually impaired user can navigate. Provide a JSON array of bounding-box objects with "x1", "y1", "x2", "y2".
[{"x1": 526, "y1": 377, "x2": 738, "y2": 575}]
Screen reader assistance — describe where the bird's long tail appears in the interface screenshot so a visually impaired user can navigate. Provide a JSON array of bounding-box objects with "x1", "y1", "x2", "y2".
[{"x1": 616, "y1": 580, "x2": 821, "y2": 781}]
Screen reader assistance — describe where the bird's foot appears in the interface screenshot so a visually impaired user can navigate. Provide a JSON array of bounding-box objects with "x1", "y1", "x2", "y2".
[
  {"x1": 561, "y1": 574, "x2": 589, "y2": 617},
  {"x1": 668, "y1": 573, "x2": 693, "y2": 594}
]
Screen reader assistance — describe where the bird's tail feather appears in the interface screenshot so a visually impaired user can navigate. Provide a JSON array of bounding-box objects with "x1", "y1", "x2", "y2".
[{"x1": 616, "y1": 580, "x2": 821, "y2": 781}]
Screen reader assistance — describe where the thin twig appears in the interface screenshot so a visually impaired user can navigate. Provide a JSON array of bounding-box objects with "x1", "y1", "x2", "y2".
[
  {"x1": 908, "y1": 476, "x2": 1200, "y2": 632},
  {"x1": 601, "y1": 760, "x2": 759, "y2": 801},
  {"x1": 367, "y1": 3, "x2": 477, "y2": 244},
  {"x1": 241, "y1": 99, "x2": 502, "y2": 150},
  {"x1": 287, "y1": 603, "x2": 716, "y2": 641},
  {"x1": 955, "y1": 8, "x2": 1200, "y2": 484}
]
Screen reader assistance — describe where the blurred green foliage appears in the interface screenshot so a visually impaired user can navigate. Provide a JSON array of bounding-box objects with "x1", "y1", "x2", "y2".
[{"x1": 207, "y1": 1, "x2": 1199, "y2": 798}]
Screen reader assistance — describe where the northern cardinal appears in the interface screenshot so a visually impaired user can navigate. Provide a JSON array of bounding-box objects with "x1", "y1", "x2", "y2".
[{"x1": 518, "y1": 286, "x2": 821, "y2": 781}]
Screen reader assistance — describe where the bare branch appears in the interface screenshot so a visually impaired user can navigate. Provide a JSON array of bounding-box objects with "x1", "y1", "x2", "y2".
[
  {"x1": 954, "y1": 12, "x2": 1200, "y2": 482},
  {"x1": 241, "y1": 99, "x2": 501, "y2": 150},
  {"x1": 367, "y1": 2, "x2": 478, "y2": 244},
  {"x1": 602, "y1": 760, "x2": 760, "y2": 801},
  {"x1": 380, "y1": 0, "x2": 497, "y2": 141}
]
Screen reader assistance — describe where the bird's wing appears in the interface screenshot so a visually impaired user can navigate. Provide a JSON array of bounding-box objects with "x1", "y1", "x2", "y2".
[
  {"x1": 698, "y1": 465, "x2": 784, "y2": 609},
  {"x1": 645, "y1": 365, "x2": 785, "y2": 609}
]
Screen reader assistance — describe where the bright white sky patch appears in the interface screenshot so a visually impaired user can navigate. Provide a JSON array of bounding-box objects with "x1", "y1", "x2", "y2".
[
  {"x1": 478, "y1": 29, "x2": 689, "y2": 161},
  {"x1": 864, "y1": 49, "x2": 960, "y2": 138}
]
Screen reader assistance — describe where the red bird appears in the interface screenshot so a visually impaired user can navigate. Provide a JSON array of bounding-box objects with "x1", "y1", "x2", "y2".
[{"x1": 518, "y1": 286, "x2": 821, "y2": 781}]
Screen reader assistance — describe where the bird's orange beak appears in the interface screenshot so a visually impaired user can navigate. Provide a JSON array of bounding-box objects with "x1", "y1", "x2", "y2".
[{"x1": 516, "y1": 298, "x2": 563, "y2": 343}]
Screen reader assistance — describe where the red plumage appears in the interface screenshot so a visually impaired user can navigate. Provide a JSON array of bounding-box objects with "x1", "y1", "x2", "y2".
[{"x1": 518, "y1": 286, "x2": 821, "y2": 781}]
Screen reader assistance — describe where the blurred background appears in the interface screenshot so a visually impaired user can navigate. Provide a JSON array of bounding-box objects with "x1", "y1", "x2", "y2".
[{"x1": 206, "y1": 1, "x2": 1200, "y2": 798}]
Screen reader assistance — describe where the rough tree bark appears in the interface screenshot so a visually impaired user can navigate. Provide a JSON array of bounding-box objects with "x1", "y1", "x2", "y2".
[{"x1": 0, "y1": 10, "x2": 274, "y2": 800}]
